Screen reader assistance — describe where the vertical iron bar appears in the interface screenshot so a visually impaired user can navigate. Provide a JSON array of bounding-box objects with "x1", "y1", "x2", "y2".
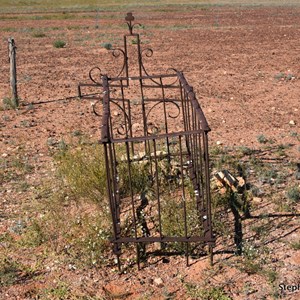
[
  {"x1": 108, "y1": 143, "x2": 121, "y2": 239},
  {"x1": 125, "y1": 141, "x2": 140, "y2": 268},
  {"x1": 153, "y1": 139, "x2": 163, "y2": 240},
  {"x1": 179, "y1": 135, "x2": 189, "y2": 266},
  {"x1": 203, "y1": 131, "x2": 213, "y2": 241},
  {"x1": 197, "y1": 132, "x2": 204, "y2": 215},
  {"x1": 139, "y1": 78, "x2": 149, "y2": 155},
  {"x1": 179, "y1": 80, "x2": 187, "y2": 132},
  {"x1": 124, "y1": 35, "x2": 129, "y2": 85},
  {"x1": 104, "y1": 144, "x2": 121, "y2": 270},
  {"x1": 159, "y1": 77, "x2": 170, "y2": 160},
  {"x1": 137, "y1": 34, "x2": 143, "y2": 78},
  {"x1": 120, "y1": 80, "x2": 129, "y2": 138}
]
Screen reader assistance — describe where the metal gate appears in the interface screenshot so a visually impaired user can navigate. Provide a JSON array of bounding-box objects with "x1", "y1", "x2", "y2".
[{"x1": 79, "y1": 13, "x2": 215, "y2": 270}]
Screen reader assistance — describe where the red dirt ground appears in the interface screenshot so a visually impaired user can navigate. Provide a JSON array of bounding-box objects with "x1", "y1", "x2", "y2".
[{"x1": 0, "y1": 6, "x2": 299, "y2": 300}]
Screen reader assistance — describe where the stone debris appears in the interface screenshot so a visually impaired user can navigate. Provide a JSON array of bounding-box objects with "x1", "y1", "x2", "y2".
[
  {"x1": 153, "y1": 277, "x2": 164, "y2": 288},
  {"x1": 289, "y1": 120, "x2": 296, "y2": 125},
  {"x1": 214, "y1": 170, "x2": 245, "y2": 193}
]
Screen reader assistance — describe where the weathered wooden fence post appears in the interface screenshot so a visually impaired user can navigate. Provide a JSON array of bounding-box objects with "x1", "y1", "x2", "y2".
[{"x1": 8, "y1": 37, "x2": 18, "y2": 107}]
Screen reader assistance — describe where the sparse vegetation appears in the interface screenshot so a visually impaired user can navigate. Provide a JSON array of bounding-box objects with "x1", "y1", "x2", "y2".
[
  {"x1": 286, "y1": 185, "x2": 300, "y2": 203},
  {"x1": 274, "y1": 72, "x2": 296, "y2": 81},
  {"x1": 32, "y1": 31, "x2": 46, "y2": 38},
  {"x1": 1, "y1": 97, "x2": 18, "y2": 110},
  {"x1": 185, "y1": 282, "x2": 232, "y2": 300},
  {"x1": 257, "y1": 134, "x2": 268, "y2": 144},
  {"x1": 101, "y1": 42, "x2": 112, "y2": 50},
  {"x1": 53, "y1": 40, "x2": 66, "y2": 48},
  {"x1": 290, "y1": 240, "x2": 300, "y2": 250},
  {"x1": 55, "y1": 144, "x2": 107, "y2": 203}
]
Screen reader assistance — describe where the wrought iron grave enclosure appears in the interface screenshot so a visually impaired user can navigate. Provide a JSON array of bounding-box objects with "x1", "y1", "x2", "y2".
[{"x1": 79, "y1": 13, "x2": 215, "y2": 269}]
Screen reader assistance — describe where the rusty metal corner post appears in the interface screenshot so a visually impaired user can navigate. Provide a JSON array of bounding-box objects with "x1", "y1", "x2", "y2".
[
  {"x1": 8, "y1": 37, "x2": 19, "y2": 107},
  {"x1": 81, "y1": 13, "x2": 216, "y2": 270}
]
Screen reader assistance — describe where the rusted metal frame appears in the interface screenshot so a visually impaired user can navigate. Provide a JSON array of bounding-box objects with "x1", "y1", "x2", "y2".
[
  {"x1": 102, "y1": 76, "x2": 122, "y2": 270},
  {"x1": 178, "y1": 73, "x2": 210, "y2": 235},
  {"x1": 109, "y1": 104, "x2": 115, "y2": 140},
  {"x1": 142, "y1": 98, "x2": 182, "y2": 103},
  {"x1": 136, "y1": 33, "x2": 143, "y2": 78},
  {"x1": 153, "y1": 139, "x2": 163, "y2": 241},
  {"x1": 124, "y1": 33, "x2": 142, "y2": 77},
  {"x1": 108, "y1": 73, "x2": 178, "y2": 83},
  {"x1": 84, "y1": 13, "x2": 215, "y2": 269},
  {"x1": 110, "y1": 97, "x2": 181, "y2": 104},
  {"x1": 183, "y1": 90, "x2": 203, "y2": 234},
  {"x1": 101, "y1": 76, "x2": 111, "y2": 142},
  {"x1": 127, "y1": 99, "x2": 134, "y2": 157},
  {"x1": 193, "y1": 108, "x2": 205, "y2": 223},
  {"x1": 179, "y1": 81, "x2": 188, "y2": 133},
  {"x1": 180, "y1": 81, "x2": 191, "y2": 160},
  {"x1": 203, "y1": 131, "x2": 215, "y2": 264},
  {"x1": 123, "y1": 35, "x2": 129, "y2": 85},
  {"x1": 137, "y1": 76, "x2": 149, "y2": 265},
  {"x1": 197, "y1": 131, "x2": 205, "y2": 217},
  {"x1": 201, "y1": 132, "x2": 209, "y2": 236},
  {"x1": 178, "y1": 135, "x2": 189, "y2": 266},
  {"x1": 191, "y1": 111, "x2": 208, "y2": 240},
  {"x1": 103, "y1": 143, "x2": 121, "y2": 269},
  {"x1": 107, "y1": 142, "x2": 122, "y2": 266},
  {"x1": 159, "y1": 77, "x2": 171, "y2": 161},
  {"x1": 203, "y1": 131, "x2": 213, "y2": 239},
  {"x1": 106, "y1": 101, "x2": 121, "y2": 249},
  {"x1": 110, "y1": 236, "x2": 215, "y2": 243},
  {"x1": 177, "y1": 72, "x2": 210, "y2": 131},
  {"x1": 126, "y1": 151, "x2": 190, "y2": 163},
  {"x1": 138, "y1": 78, "x2": 150, "y2": 156},
  {"x1": 105, "y1": 129, "x2": 205, "y2": 144},
  {"x1": 191, "y1": 111, "x2": 203, "y2": 216},
  {"x1": 115, "y1": 89, "x2": 133, "y2": 155},
  {"x1": 191, "y1": 102, "x2": 200, "y2": 185},
  {"x1": 120, "y1": 80, "x2": 130, "y2": 141},
  {"x1": 124, "y1": 139, "x2": 141, "y2": 268},
  {"x1": 77, "y1": 83, "x2": 102, "y2": 100},
  {"x1": 140, "y1": 84, "x2": 179, "y2": 89}
]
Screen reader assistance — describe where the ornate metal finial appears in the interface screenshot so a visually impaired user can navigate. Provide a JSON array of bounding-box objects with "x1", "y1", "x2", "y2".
[{"x1": 125, "y1": 12, "x2": 135, "y2": 35}]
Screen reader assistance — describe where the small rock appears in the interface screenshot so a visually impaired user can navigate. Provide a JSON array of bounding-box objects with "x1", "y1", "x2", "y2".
[
  {"x1": 253, "y1": 197, "x2": 262, "y2": 203},
  {"x1": 216, "y1": 141, "x2": 222, "y2": 145},
  {"x1": 132, "y1": 123, "x2": 140, "y2": 131},
  {"x1": 153, "y1": 277, "x2": 164, "y2": 288},
  {"x1": 2, "y1": 153, "x2": 8, "y2": 157},
  {"x1": 68, "y1": 264, "x2": 76, "y2": 270},
  {"x1": 289, "y1": 120, "x2": 296, "y2": 125}
]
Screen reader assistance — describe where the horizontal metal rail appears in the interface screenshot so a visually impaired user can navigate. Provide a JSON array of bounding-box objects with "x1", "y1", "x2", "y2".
[{"x1": 111, "y1": 236, "x2": 216, "y2": 243}]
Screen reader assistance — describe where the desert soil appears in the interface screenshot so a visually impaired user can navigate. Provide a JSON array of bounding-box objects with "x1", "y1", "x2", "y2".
[{"x1": 0, "y1": 5, "x2": 299, "y2": 300}]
